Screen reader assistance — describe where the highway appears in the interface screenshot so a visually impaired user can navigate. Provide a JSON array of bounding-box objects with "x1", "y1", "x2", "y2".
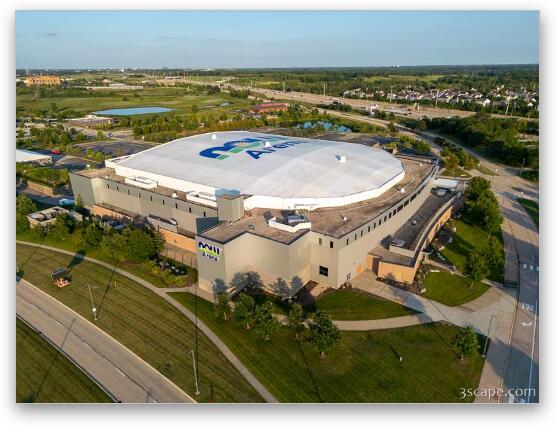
[{"x1": 16, "y1": 279, "x2": 196, "y2": 404}]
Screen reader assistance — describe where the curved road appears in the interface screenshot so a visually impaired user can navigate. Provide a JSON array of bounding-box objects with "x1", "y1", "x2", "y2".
[
  {"x1": 16, "y1": 241, "x2": 278, "y2": 403},
  {"x1": 16, "y1": 279, "x2": 195, "y2": 403}
]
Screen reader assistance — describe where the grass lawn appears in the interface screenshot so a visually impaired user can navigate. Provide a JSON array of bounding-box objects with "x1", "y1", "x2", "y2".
[
  {"x1": 169, "y1": 292, "x2": 485, "y2": 403},
  {"x1": 441, "y1": 219, "x2": 505, "y2": 283},
  {"x1": 312, "y1": 288, "x2": 417, "y2": 320},
  {"x1": 423, "y1": 272, "x2": 490, "y2": 306},
  {"x1": 17, "y1": 86, "x2": 250, "y2": 117},
  {"x1": 475, "y1": 164, "x2": 497, "y2": 176},
  {"x1": 517, "y1": 198, "x2": 539, "y2": 229},
  {"x1": 440, "y1": 167, "x2": 472, "y2": 178},
  {"x1": 16, "y1": 244, "x2": 263, "y2": 403},
  {"x1": 16, "y1": 318, "x2": 112, "y2": 403}
]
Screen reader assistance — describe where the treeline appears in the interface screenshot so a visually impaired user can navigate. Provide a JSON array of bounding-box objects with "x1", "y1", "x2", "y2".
[{"x1": 403, "y1": 112, "x2": 538, "y2": 168}]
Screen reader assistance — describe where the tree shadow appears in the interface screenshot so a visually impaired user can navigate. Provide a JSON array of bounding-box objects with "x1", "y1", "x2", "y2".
[
  {"x1": 296, "y1": 339, "x2": 322, "y2": 403},
  {"x1": 67, "y1": 249, "x2": 86, "y2": 270}
]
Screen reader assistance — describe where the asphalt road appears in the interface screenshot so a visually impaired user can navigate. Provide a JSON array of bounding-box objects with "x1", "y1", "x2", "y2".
[{"x1": 16, "y1": 279, "x2": 195, "y2": 404}]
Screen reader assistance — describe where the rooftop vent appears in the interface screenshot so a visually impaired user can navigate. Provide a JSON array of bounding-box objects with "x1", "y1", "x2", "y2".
[
  {"x1": 248, "y1": 224, "x2": 256, "y2": 231},
  {"x1": 400, "y1": 188, "x2": 406, "y2": 193},
  {"x1": 338, "y1": 155, "x2": 347, "y2": 163},
  {"x1": 264, "y1": 141, "x2": 272, "y2": 148},
  {"x1": 342, "y1": 215, "x2": 348, "y2": 222},
  {"x1": 211, "y1": 134, "x2": 217, "y2": 140},
  {"x1": 171, "y1": 192, "x2": 178, "y2": 198}
]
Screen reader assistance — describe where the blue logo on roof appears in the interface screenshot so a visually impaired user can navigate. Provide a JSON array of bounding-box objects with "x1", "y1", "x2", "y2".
[{"x1": 199, "y1": 135, "x2": 309, "y2": 160}]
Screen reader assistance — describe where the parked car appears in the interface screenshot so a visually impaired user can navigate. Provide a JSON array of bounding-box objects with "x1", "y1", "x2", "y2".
[{"x1": 51, "y1": 148, "x2": 62, "y2": 155}]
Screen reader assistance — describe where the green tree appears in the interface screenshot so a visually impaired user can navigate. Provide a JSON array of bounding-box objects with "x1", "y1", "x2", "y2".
[
  {"x1": 30, "y1": 224, "x2": 49, "y2": 240},
  {"x1": 465, "y1": 251, "x2": 489, "y2": 283},
  {"x1": 482, "y1": 236, "x2": 503, "y2": 272},
  {"x1": 453, "y1": 326, "x2": 480, "y2": 357},
  {"x1": 253, "y1": 301, "x2": 280, "y2": 341},
  {"x1": 444, "y1": 153, "x2": 459, "y2": 170},
  {"x1": 101, "y1": 232, "x2": 128, "y2": 260},
  {"x1": 16, "y1": 195, "x2": 36, "y2": 216},
  {"x1": 75, "y1": 194, "x2": 85, "y2": 214},
  {"x1": 287, "y1": 303, "x2": 305, "y2": 340},
  {"x1": 82, "y1": 223, "x2": 103, "y2": 250},
  {"x1": 96, "y1": 130, "x2": 104, "y2": 141},
  {"x1": 234, "y1": 293, "x2": 256, "y2": 330},
  {"x1": 308, "y1": 310, "x2": 341, "y2": 358},
  {"x1": 51, "y1": 213, "x2": 71, "y2": 240},
  {"x1": 125, "y1": 228, "x2": 158, "y2": 262},
  {"x1": 191, "y1": 105, "x2": 199, "y2": 113},
  {"x1": 214, "y1": 292, "x2": 232, "y2": 321}
]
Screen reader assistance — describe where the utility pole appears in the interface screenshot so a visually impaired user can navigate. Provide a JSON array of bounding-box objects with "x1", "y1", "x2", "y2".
[
  {"x1": 282, "y1": 81, "x2": 285, "y2": 93},
  {"x1": 86, "y1": 284, "x2": 97, "y2": 321},
  {"x1": 435, "y1": 89, "x2": 439, "y2": 108},
  {"x1": 323, "y1": 83, "x2": 326, "y2": 98}
]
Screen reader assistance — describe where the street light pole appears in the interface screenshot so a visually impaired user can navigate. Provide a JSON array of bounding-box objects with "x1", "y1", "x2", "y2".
[
  {"x1": 190, "y1": 349, "x2": 200, "y2": 395},
  {"x1": 87, "y1": 284, "x2": 97, "y2": 321}
]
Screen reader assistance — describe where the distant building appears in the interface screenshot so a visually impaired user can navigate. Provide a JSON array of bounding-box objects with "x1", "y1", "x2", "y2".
[
  {"x1": 16, "y1": 149, "x2": 52, "y2": 165},
  {"x1": 249, "y1": 103, "x2": 289, "y2": 114},
  {"x1": 66, "y1": 114, "x2": 114, "y2": 128},
  {"x1": 24, "y1": 75, "x2": 61, "y2": 87}
]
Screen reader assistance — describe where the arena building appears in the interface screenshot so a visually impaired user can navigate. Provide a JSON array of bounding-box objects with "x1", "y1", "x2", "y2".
[{"x1": 70, "y1": 131, "x2": 463, "y2": 297}]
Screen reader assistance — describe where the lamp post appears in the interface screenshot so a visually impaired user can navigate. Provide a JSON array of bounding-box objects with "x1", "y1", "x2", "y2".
[
  {"x1": 190, "y1": 349, "x2": 200, "y2": 395},
  {"x1": 86, "y1": 284, "x2": 98, "y2": 321}
]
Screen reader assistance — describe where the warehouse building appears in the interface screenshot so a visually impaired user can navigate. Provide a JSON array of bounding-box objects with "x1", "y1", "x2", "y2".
[{"x1": 70, "y1": 131, "x2": 462, "y2": 297}]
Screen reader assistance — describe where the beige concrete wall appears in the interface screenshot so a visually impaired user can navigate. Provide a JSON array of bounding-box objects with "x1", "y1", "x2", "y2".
[
  {"x1": 25, "y1": 180, "x2": 63, "y2": 196},
  {"x1": 376, "y1": 201, "x2": 457, "y2": 284},
  {"x1": 158, "y1": 228, "x2": 196, "y2": 253}
]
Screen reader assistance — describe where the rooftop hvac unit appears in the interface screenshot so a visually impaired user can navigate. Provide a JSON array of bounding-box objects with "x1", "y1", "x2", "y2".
[
  {"x1": 171, "y1": 192, "x2": 178, "y2": 198},
  {"x1": 338, "y1": 155, "x2": 347, "y2": 163},
  {"x1": 264, "y1": 141, "x2": 272, "y2": 148},
  {"x1": 211, "y1": 134, "x2": 217, "y2": 140}
]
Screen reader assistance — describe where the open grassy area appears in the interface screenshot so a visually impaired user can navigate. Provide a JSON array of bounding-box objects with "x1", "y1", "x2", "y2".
[
  {"x1": 16, "y1": 318, "x2": 112, "y2": 403},
  {"x1": 441, "y1": 219, "x2": 505, "y2": 283},
  {"x1": 17, "y1": 86, "x2": 249, "y2": 117},
  {"x1": 16, "y1": 243, "x2": 263, "y2": 403},
  {"x1": 475, "y1": 164, "x2": 497, "y2": 176},
  {"x1": 440, "y1": 167, "x2": 472, "y2": 178},
  {"x1": 169, "y1": 292, "x2": 485, "y2": 403},
  {"x1": 312, "y1": 288, "x2": 417, "y2": 320},
  {"x1": 423, "y1": 272, "x2": 490, "y2": 306},
  {"x1": 517, "y1": 198, "x2": 539, "y2": 229}
]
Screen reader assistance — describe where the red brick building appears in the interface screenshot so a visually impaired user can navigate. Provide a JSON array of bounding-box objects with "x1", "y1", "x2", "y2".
[{"x1": 249, "y1": 102, "x2": 289, "y2": 114}]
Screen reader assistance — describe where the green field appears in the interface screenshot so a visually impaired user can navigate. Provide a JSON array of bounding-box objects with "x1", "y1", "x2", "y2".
[
  {"x1": 16, "y1": 318, "x2": 112, "y2": 403},
  {"x1": 441, "y1": 219, "x2": 505, "y2": 283},
  {"x1": 424, "y1": 272, "x2": 490, "y2": 306},
  {"x1": 16, "y1": 86, "x2": 249, "y2": 117},
  {"x1": 312, "y1": 288, "x2": 417, "y2": 320},
  {"x1": 169, "y1": 292, "x2": 484, "y2": 403},
  {"x1": 517, "y1": 198, "x2": 539, "y2": 228},
  {"x1": 440, "y1": 167, "x2": 472, "y2": 178},
  {"x1": 475, "y1": 164, "x2": 497, "y2": 176},
  {"x1": 16, "y1": 243, "x2": 263, "y2": 403}
]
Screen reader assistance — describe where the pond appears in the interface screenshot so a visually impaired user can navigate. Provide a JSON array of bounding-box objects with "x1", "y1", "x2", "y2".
[
  {"x1": 295, "y1": 121, "x2": 352, "y2": 132},
  {"x1": 94, "y1": 106, "x2": 174, "y2": 116}
]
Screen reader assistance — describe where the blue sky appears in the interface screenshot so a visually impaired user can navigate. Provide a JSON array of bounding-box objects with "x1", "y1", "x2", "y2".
[{"x1": 16, "y1": 11, "x2": 539, "y2": 69}]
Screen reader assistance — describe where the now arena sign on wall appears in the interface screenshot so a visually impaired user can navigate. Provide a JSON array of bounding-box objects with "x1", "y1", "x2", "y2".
[
  {"x1": 199, "y1": 135, "x2": 310, "y2": 160},
  {"x1": 198, "y1": 240, "x2": 221, "y2": 262}
]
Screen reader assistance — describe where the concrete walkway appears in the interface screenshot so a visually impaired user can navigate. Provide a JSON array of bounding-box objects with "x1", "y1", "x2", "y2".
[
  {"x1": 16, "y1": 240, "x2": 278, "y2": 403},
  {"x1": 349, "y1": 270, "x2": 504, "y2": 336}
]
